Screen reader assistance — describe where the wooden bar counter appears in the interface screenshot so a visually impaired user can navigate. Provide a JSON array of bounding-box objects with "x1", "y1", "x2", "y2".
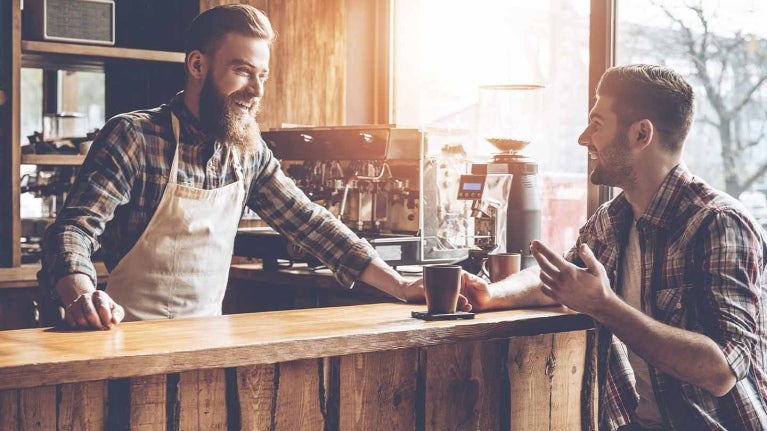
[{"x1": 0, "y1": 303, "x2": 596, "y2": 430}]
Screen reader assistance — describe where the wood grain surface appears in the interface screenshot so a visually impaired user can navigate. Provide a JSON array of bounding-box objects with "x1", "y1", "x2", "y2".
[
  {"x1": 339, "y1": 348, "x2": 418, "y2": 429},
  {"x1": 58, "y1": 381, "x2": 108, "y2": 430},
  {"x1": 20, "y1": 385, "x2": 56, "y2": 430},
  {"x1": 236, "y1": 364, "x2": 277, "y2": 430},
  {"x1": 273, "y1": 359, "x2": 325, "y2": 430},
  {"x1": 20, "y1": 41, "x2": 185, "y2": 63},
  {"x1": 0, "y1": 262, "x2": 109, "y2": 289},
  {"x1": 178, "y1": 368, "x2": 228, "y2": 430},
  {"x1": 0, "y1": 303, "x2": 591, "y2": 391},
  {"x1": 423, "y1": 340, "x2": 506, "y2": 431},
  {"x1": 129, "y1": 374, "x2": 167, "y2": 431},
  {"x1": 508, "y1": 331, "x2": 589, "y2": 430},
  {"x1": 0, "y1": 303, "x2": 596, "y2": 430}
]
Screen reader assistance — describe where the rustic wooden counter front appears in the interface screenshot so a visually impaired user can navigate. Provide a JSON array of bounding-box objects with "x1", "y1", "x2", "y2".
[{"x1": 0, "y1": 303, "x2": 596, "y2": 430}]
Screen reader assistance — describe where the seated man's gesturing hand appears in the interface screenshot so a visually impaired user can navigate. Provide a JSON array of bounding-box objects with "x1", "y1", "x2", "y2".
[{"x1": 530, "y1": 240, "x2": 617, "y2": 318}]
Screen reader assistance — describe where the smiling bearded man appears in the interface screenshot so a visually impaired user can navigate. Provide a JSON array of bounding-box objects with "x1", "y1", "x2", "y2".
[
  {"x1": 42, "y1": 3, "x2": 433, "y2": 331},
  {"x1": 199, "y1": 68, "x2": 262, "y2": 154}
]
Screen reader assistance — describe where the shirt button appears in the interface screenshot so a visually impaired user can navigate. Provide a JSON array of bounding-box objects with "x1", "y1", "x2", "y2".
[{"x1": 676, "y1": 302, "x2": 682, "y2": 310}]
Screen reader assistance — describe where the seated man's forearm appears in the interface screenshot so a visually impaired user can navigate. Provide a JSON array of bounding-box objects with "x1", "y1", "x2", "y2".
[{"x1": 487, "y1": 266, "x2": 557, "y2": 310}]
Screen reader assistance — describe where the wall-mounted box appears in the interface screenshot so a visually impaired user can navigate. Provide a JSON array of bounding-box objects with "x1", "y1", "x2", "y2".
[{"x1": 22, "y1": 0, "x2": 115, "y2": 46}]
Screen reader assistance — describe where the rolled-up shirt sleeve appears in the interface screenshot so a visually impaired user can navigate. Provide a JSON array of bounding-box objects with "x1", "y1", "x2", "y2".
[
  {"x1": 40, "y1": 115, "x2": 140, "y2": 295},
  {"x1": 246, "y1": 144, "x2": 377, "y2": 288},
  {"x1": 697, "y1": 210, "x2": 764, "y2": 381}
]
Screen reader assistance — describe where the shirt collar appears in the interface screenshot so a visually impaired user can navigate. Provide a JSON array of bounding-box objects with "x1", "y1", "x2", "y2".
[
  {"x1": 608, "y1": 164, "x2": 691, "y2": 232},
  {"x1": 640, "y1": 164, "x2": 691, "y2": 230}
]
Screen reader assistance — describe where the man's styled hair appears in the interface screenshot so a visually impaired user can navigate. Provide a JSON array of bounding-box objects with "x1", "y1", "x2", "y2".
[
  {"x1": 596, "y1": 64, "x2": 695, "y2": 152},
  {"x1": 185, "y1": 4, "x2": 276, "y2": 57}
]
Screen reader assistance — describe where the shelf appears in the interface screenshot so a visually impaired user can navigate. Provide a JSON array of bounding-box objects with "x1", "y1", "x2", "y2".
[
  {"x1": 0, "y1": 262, "x2": 109, "y2": 289},
  {"x1": 21, "y1": 40, "x2": 185, "y2": 64},
  {"x1": 21, "y1": 154, "x2": 86, "y2": 166}
]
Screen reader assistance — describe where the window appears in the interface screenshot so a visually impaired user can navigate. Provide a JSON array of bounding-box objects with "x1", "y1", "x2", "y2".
[
  {"x1": 392, "y1": 0, "x2": 591, "y2": 253},
  {"x1": 616, "y1": 0, "x2": 767, "y2": 229}
]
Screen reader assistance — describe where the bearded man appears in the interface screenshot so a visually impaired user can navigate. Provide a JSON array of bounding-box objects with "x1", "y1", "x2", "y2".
[
  {"x1": 462, "y1": 65, "x2": 767, "y2": 430},
  {"x1": 41, "y1": 5, "x2": 444, "y2": 328}
]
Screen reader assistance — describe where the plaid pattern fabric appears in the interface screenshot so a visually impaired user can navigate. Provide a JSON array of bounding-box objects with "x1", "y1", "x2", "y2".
[
  {"x1": 566, "y1": 165, "x2": 767, "y2": 430},
  {"x1": 41, "y1": 92, "x2": 377, "y2": 292}
]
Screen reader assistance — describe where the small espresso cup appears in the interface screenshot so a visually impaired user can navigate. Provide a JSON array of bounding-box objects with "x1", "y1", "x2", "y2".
[
  {"x1": 423, "y1": 264, "x2": 462, "y2": 314},
  {"x1": 481, "y1": 253, "x2": 521, "y2": 282}
]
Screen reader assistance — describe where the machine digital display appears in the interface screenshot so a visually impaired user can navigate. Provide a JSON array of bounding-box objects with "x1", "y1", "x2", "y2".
[{"x1": 462, "y1": 182, "x2": 482, "y2": 191}]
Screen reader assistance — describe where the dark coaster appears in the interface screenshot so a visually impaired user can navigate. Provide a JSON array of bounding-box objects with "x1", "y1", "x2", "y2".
[{"x1": 411, "y1": 311, "x2": 476, "y2": 321}]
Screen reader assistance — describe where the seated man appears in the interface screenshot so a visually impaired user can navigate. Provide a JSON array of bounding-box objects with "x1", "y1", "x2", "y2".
[{"x1": 462, "y1": 64, "x2": 767, "y2": 430}]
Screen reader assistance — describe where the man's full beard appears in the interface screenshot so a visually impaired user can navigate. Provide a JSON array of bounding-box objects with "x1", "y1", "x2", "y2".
[{"x1": 199, "y1": 73, "x2": 261, "y2": 154}]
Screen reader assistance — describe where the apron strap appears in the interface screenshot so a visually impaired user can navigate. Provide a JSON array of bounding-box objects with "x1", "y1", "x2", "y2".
[
  {"x1": 232, "y1": 148, "x2": 244, "y2": 182},
  {"x1": 170, "y1": 113, "x2": 181, "y2": 185}
]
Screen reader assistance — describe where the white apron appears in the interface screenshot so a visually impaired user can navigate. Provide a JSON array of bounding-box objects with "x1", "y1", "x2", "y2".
[{"x1": 107, "y1": 113, "x2": 245, "y2": 321}]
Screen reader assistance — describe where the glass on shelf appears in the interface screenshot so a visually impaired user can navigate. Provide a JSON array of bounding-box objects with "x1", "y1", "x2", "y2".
[
  {"x1": 476, "y1": 85, "x2": 544, "y2": 156},
  {"x1": 43, "y1": 112, "x2": 87, "y2": 141}
]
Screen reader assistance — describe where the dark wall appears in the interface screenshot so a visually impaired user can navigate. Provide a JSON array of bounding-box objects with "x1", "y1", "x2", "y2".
[
  {"x1": 0, "y1": 0, "x2": 14, "y2": 266},
  {"x1": 105, "y1": 0, "x2": 198, "y2": 117}
]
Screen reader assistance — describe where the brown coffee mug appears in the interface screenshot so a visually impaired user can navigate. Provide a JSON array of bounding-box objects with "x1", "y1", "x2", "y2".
[
  {"x1": 481, "y1": 253, "x2": 521, "y2": 282},
  {"x1": 423, "y1": 264, "x2": 462, "y2": 314}
]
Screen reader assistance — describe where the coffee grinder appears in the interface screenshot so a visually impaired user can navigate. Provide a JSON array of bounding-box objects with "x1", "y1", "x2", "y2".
[{"x1": 469, "y1": 85, "x2": 543, "y2": 269}]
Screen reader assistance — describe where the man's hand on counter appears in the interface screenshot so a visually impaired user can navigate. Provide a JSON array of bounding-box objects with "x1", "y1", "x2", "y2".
[{"x1": 56, "y1": 273, "x2": 124, "y2": 330}]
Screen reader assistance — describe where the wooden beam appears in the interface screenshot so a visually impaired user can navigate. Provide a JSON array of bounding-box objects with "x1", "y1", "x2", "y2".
[
  {"x1": 588, "y1": 0, "x2": 616, "y2": 216},
  {"x1": 0, "y1": 0, "x2": 22, "y2": 267}
]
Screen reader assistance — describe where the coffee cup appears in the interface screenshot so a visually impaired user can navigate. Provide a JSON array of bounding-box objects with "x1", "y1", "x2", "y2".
[
  {"x1": 481, "y1": 253, "x2": 521, "y2": 282},
  {"x1": 423, "y1": 264, "x2": 462, "y2": 314}
]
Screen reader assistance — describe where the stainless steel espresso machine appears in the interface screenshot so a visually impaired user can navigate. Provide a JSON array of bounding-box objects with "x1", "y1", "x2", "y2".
[
  {"x1": 20, "y1": 166, "x2": 77, "y2": 263},
  {"x1": 460, "y1": 85, "x2": 544, "y2": 271},
  {"x1": 457, "y1": 172, "x2": 513, "y2": 273},
  {"x1": 234, "y1": 125, "x2": 471, "y2": 270},
  {"x1": 462, "y1": 151, "x2": 541, "y2": 270}
]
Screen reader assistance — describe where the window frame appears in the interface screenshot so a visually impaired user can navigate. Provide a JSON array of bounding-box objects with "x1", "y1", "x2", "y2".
[{"x1": 588, "y1": 0, "x2": 616, "y2": 214}]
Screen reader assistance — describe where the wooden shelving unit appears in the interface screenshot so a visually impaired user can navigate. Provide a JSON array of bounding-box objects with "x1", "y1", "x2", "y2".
[
  {"x1": 1, "y1": 0, "x2": 195, "y2": 268},
  {"x1": 20, "y1": 154, "x2": 86, "y2": 166},
  {"x1": 21, "y1": 41, "x2": 185, "y2": 63},
  {"x1": 2, "y1": 0, "x2": 373, "y2": 274}
]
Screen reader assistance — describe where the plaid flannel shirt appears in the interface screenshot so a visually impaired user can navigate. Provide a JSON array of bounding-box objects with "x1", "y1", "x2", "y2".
[
  {"x1": 41, "y1": 92, "x2": 377, "y2": 294},
  {"x1": 566, "y1": 165, "x2": 767, "y2": 430}
]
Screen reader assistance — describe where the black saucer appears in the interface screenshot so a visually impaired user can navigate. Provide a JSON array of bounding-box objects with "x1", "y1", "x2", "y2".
[{"x1": 411, "y1": 311, "x2": 476, "y2": 321}]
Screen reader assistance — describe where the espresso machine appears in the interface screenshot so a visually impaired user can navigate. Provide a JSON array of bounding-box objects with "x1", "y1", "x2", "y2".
[
  {"x1": 20, "y1": 166, "x2": 77, "y2": 262},
  {"x1": 234, "y1": 125, "x2": 470, "y2": 270},
  {"x1": 457, "y1": 172, "x2": 513, "y2": 273},
  {"x1": 465, "y1": 85, "x2": 544, "y2": 270}
]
